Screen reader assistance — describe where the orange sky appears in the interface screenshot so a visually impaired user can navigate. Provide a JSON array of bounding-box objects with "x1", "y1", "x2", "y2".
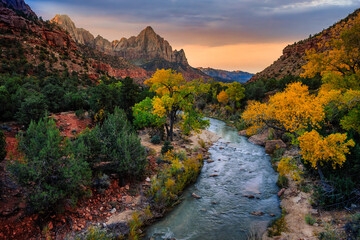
[
  {"x1": 28, "y1": 0, "x2": 358, "y2": 73},
  {"x1": 180, "y1": 42, "x2": 289, "y2": 73}
]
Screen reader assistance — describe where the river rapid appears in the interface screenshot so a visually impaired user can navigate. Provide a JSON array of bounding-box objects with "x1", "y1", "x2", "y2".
[{"x1": 146, "y1": 118, "x2": 281, "y2": 240}]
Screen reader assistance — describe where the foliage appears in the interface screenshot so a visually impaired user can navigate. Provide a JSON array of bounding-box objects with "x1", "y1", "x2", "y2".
[
  {"x1": 73, "y1": 108, "x2": 147, "y2": 179},
  {"x1": 9, "y1": 117, "x2": 91, "y2": 213},
  {"x1": 128, "y1": 211, "x2": 143, "y2": 240},
  {"x1": 242, "y1": 82, "x2": 325, "y2": 135},
  {"x1": 277, "y1": 157, "x2": 303, "y2": 181},
  {"x1": 148, "y1": 151, "x2": 203, "y2": 206},
  {"x1": 304, "y1": 213, "x2": 316, "y2": 225},
  {"x1": 15, "y1": 93, "x2": 48, "y2": 126},
  {"x1": 345, "y1": 213, "x2": 360, "y2": 239},
  {"x1": 268, "y1": 209, "x2": 288, "y2": 237},
  {"x1": 216, "y1": 90, "x2": 229, "y2": 105},
  {"x1": 0, "y1": 130, "x2": 6, "y2": 161},
  {"x1": 225, "y1": 81, "x2": 245, "y2": 108},
  {"x1": 319, "y1": 222, "x2": 345, "y2": 240},
  {"x1": 150, "y1": 135, "x2": 161, "y2": 145},
  {"x1": 276, "y1": 175, "x2": 289, "y2": 189},
  {"x1": 161, "y1": 141, "x2": 174, "y2": 155},
  {"x1": 132, "y1": 97, "x2": 165, "y2": 129},
  {"x1": 143, "y1": 69, "x2": 209, "y2": 140},
  {"x1": 74, "y1": 226, "x2": 115, "y2": 240},
  {"x1": 299, "y1": 130, "x2": 355, "y2": 169}
]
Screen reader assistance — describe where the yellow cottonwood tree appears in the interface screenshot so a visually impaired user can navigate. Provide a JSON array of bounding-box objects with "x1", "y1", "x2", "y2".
[
  {"x1": 299, "y1": 130, "x2": 355, "y2": 169},
  {"x1": 143, "y1": 69, "x2": 209, "y2": 140},
  {"x1": 217, "y1": 90, "x2": 229, "y2": 105},
  {"x1": 242, "y1": 82, "x2": 325, "y2": 135}
]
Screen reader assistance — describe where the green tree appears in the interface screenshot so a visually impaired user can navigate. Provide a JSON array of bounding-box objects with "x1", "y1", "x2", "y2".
[
  {"x1": 15, "y1": 93, "x2": 48, "y2": 126},
  {"x1": 9, "y1": 117, "x2": 91, "y2": 212},
  {"x1": 144, "y1": 69, "x2": 209, "y2": 141},
  {"x1": 74, "y1": 108, "x2": 147, "y2": 179},
  {"x1": 0, "y1": 130, "x2": 6, "y2": 162}
]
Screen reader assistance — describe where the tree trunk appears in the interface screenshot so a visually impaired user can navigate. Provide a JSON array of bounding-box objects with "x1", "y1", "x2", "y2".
[{"x1": 169, "y1": 110, "x2": 175, "y2": 141}]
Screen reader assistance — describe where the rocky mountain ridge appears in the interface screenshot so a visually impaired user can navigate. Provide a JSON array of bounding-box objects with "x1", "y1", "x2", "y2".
[
  {"x1": 51, "y1": 14, "x2": 208, "y2": 80},
  {"x1": 0, "y1": 5, "x2": 148, "y2": 81},
  {"x1": 198, "y1": 67, "x2": 253, "y2": 83},
  {"x1": 0, "y1": 0, "x2": 36, "y2": 18},
  {"x1": 249, "y1": 8, "x2": 360, "y2": 82},
  {"x1": 51, "y1": 15, "x2": 188, "y2": 66}
]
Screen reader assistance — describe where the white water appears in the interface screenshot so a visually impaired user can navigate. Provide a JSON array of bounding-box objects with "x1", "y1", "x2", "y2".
[{"x1": 146, "y1": 118, "x2": 281, "y2": 239}]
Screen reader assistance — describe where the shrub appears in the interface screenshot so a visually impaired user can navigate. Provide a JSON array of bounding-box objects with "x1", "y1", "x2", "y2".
[
  {"x1": 305, "y1": 213, "x2": 316, "y2": 225},
  {"x1": 276, "y1": 175, "x2": 289, "y2": 188},
  {"x1": 15, "y1": 94, "x2": 48, "y2": 126},
  {"x1": 74, "y1": 226, "x2": 115, "y2": 240},
  {"x1": 161, "y1": 141, "x2": 174, "y2": 155},
  {"x1": 150, "y1": 135, "x2": 161, "y2": 145},
  {"x1": 149, "y1": 152, "x2": 203, "y2": 206},
  {"x1": 73, "y1": 108, "x2": 147, "y2": 179},
  {"x1": 0, "y1": 130, "x2": 6, "y2": 161},
  {"x1": 268, "y1": 209, "x2": 288, "y2": 237},
  {"x1": 9, "y1": 117, "x2": 91, "y2": 213},
  {"x1": 344, "y1": 213, "x2": 360, "y2": 239}
]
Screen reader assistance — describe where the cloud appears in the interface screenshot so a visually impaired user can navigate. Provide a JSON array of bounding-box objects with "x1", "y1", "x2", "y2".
[{"x1": 26, "y1": 0, "x2": 360, "y2": 71}]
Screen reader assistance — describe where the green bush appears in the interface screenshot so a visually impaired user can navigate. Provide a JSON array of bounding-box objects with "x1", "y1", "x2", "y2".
[
  {"x1": 277, "y1": 175, "x2": 289, "y2": 188},
  {"x1": 161, "y1": 141, "x2": 174, "y2": 155},
  {"x1": 9, "y1": 117, "x2": 91, "y2": 213},
  {"x1": 74, "y1": 108, "x2": 147, "y2": 179},
  {"x1": 150, "y1": 135, "x2": 161, "y2": 145},
  {"x1": 15, "y1": 93, "x2": 48, "y2": 126},
  {"x1": 0, "y1": 130, "x2": 6, "y2": 161},
  {"x1": 345, "y1": 213, "x2": 360, "y2": 239},
  {"x1": 305, "y1": 213, "x2": 316, "y2": 225}
]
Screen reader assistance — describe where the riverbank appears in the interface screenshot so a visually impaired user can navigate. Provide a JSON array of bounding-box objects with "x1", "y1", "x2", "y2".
[{"x1": 243, "y1": 129, "x2": 356, "y2": 239}]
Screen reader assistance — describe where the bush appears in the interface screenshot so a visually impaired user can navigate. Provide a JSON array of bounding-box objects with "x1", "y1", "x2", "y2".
[
  {"x1": 305, "y1": 213, "x2": 316, "y2": 225},
  {"x1": 150, "y1": 135, "x2": 161, "y2": 145},
  {"x1": 277, "y1": 175, "x2": 289, "y2": 188},
  {"x1": 9, "y1": 117, "x2": 91, "y2": 213},
  {"x1": 345, "y1": 214, "x2": 360, "y2": 239},
  {"x1": 0, "y1": 130, "x2": 6, "y2": 161},
  {"x1": 161, "y1": 141, "x2": 174, "y2": 155},
  {"x1": 74, "y1": 108, "x2": 147, "y2": 179},
  {"x1": 15, "y1": 94, "x2": 48, "y2": 126}
]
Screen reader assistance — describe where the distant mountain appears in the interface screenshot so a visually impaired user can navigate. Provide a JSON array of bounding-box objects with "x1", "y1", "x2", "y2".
[
  {"x1": 0, "y1": 3, "x2": 148, "y2": 82},
  {"x1": 51, "y1": 15, "x2": 208, "y2": 80},
  {"x1": 250, "y1": 8, "x2": 360, "y2": 82},
  {"x1": 0, "y1": 0, "x2": 36, "y2": 18},
  {"x1": 198, "y1": 67, "x2": 253, "y2": 83}
]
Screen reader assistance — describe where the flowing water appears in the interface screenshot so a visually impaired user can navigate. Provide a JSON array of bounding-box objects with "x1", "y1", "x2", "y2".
[{"x1": 146, "y1": 118, "x2": 281, "y2": 240}]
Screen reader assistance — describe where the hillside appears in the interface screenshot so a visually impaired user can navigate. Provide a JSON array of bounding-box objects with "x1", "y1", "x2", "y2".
[
  {"x1": 0, "y1": 5, "x2": 149, "y2": 82},
  {"x1": 51, "y1": 15, "x2": 209, "y2": 80},
  {"x1": 249, "y1": 8, "x2": 360, "y2": 82},
  {"x1": 198, "y1": 67, "x2": 253, "y2": 83}
]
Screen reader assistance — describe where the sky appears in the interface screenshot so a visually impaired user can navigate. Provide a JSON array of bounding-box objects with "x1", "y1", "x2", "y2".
[{"x1": 27, "y1": 0, "x2": 360, "y2": 73}]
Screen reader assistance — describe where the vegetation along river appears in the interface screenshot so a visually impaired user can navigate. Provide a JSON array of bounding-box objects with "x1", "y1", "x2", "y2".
[{"x1": 146, "y1": 118, "x2": 281, "y2": 239}]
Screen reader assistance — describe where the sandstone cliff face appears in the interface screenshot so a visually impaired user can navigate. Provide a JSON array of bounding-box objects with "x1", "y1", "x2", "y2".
[
  {"x1": 0, "y1": 0, "x2": 36, "y2": 18},
  {"x1": 51, "y1": 15, "x2": 94, "y2": 46},
  {"x1": 51, "y1": 15, "x2": 189, "y2": 66},
  {"x1": 250, "y1": 8, "x2": 360, "y2": 82}
]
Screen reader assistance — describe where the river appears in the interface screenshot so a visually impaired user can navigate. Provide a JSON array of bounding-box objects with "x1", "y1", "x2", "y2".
[{"x1": 146, "y1": 118, "x2": 281, "y2": 240}]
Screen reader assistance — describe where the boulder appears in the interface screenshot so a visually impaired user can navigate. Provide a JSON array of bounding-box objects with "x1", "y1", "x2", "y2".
[
  {"x1": 191, "y1": 193, "x2": 201, "y2": 199},
  {"x1": 265, "y1": 140, "x2": 286, "y2": 154},
  {"x1": 248, "y1": 129, "x2": 271, "y2": 146},
  {"x1": 250, "y1": 211, "x2": 264, "y2": 216},
  {"x1": 238, "y1": 130, "x2": 247, "y2": 136}
]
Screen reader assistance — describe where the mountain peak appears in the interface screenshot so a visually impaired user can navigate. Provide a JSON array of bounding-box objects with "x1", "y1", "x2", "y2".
[
  {"x1": 0, "y1": 0, "x2": 37, "y2": 18},
  {"x1": 139, "y1": 26, "x2": 157, "y2": 37}
]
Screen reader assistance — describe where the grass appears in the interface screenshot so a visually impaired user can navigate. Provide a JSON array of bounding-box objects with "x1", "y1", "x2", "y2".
[{"x1": 305, "y1": 213, "x2": 316, "y2": 225}]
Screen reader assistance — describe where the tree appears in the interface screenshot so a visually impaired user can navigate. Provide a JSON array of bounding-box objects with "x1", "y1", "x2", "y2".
[
  {"x1": 120, "y1": 77, "x2": 140, "y2": 121},
  {"x1": 144, "y1": 69, "x2": 209, "y2": 141},
  {"x1": 9, "y1": 117, "x2": 91, "y2": 212},
  {"x1": 224, "y1": 82, "x2": 245, "y2": 108},
  {"x1": 74, "y1": 108, "x2": 147, "y2": 179},
  {"x1": 132, "y1": 97, "x2": 165, "y2": 129},
  {"x1": 15, "y1": 93, "x2": 48, "y2": 126},
  {"x1": 299, "y1": 130, "x2": 355, "y2": 173},
  {"x1": 242, "y1": 82, "x2": 325, "y2": 135},
  {"x1": 217, "y1": 90, "x2": 229, "y2": 105}
]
